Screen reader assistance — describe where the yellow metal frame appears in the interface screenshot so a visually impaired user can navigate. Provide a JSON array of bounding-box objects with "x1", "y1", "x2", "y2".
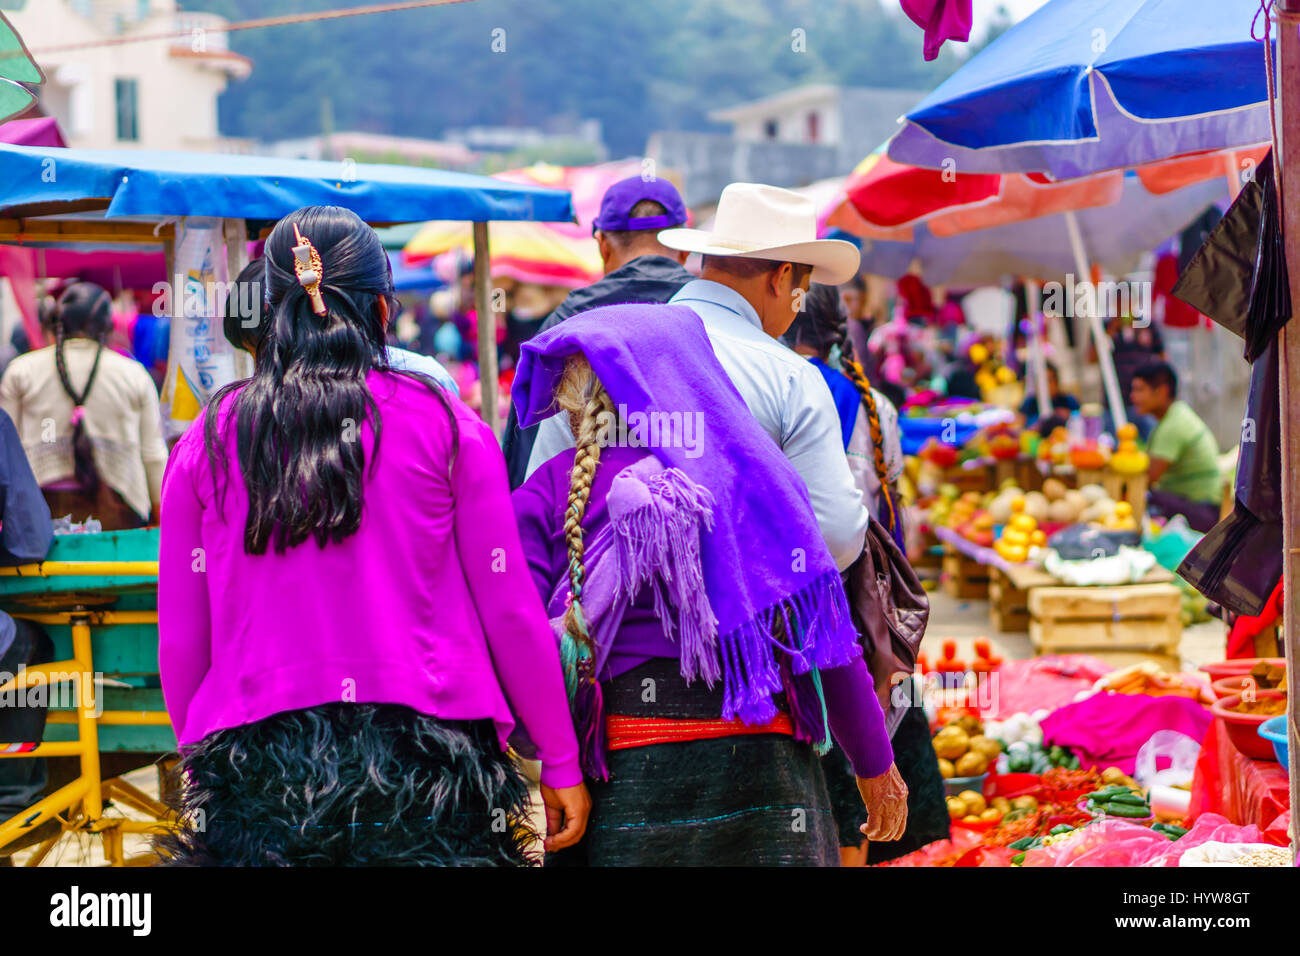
[{"x1": 0, "y1": 601, "x2": 176, "y2": 866}]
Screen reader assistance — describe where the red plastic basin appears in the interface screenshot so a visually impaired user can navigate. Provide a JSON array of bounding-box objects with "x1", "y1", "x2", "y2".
[
  {"x1": 1210, "y1": 690, "x2": 1287, "y2": 761},
  {"x1": 1211, "y1": 674, "x2": 1285, "y2": 700},
  {"x1": 1199, "y1": 658, "x2": 1285, "y2": 683}
]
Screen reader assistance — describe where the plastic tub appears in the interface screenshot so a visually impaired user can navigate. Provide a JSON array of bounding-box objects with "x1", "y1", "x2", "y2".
[
  {"x1": 1258, "y1": 716, "x2": 1289, "y2": 769},
  {"x1": 943, "y1": 772, "x2": 988, "y2": 798},
  {"x1": 1211, "y1": 690, "x2": 1287, "y2": 761},
  {"x1": 1211, "y1": 675, "x2": 1257, "y2": 700},
  {"x1": 1198, "y1": 658, "x2": 1285, "y2": 683}
]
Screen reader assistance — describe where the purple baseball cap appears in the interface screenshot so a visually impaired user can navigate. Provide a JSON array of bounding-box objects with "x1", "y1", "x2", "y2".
[{"x1": 591, "y1": 175, "x2": 688, "y2": 234}]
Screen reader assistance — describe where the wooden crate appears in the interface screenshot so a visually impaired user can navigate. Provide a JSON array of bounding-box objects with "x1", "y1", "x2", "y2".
[
  {"x1": 1075, "y1": 467, "x2": 1107, "y2": 489},
  {"x1": 910, "y1": 527, "x2": 943, "y2": 571},
  {"x1": 942, "y1": 545, "x2": 990, "y2": 600},
  {"x1": 942, "y1": 463, "x2": 991, "y2": 495},
  {"x1": 1028, "y1": 582, "x2": 1181, "y2": 669},
  {"x1": 1101, "y1": 471, "x2": 1149, "y2": 517},
  {"x1": 988, "y1": 566, "x2": 1030, "y2": 633}
]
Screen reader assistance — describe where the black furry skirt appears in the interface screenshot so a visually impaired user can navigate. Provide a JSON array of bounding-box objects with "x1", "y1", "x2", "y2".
[{"x1": 155, "y1": 704, "x2": 535, "y2": 867}]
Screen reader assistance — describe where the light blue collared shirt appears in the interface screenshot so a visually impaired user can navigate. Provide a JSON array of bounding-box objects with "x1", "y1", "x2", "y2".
[
  {"x1": 526, "y1": 278, "x2": 868, "y2": 569},
  {"x1": 384, "y1": 346, "x2": 459, "y2": 395}
]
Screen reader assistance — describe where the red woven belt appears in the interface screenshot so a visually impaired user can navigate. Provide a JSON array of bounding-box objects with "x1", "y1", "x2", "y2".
[{"x1": 605, "y1": 713, "x2": 794, "y2": 750}]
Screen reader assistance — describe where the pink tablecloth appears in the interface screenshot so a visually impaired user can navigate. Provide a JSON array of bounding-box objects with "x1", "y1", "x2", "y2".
[{"x1": 981, "y1": 654, "x2": 1113, "y2": 720}]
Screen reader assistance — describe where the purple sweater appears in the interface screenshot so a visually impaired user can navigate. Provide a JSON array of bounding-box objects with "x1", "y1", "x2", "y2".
[
  {"x1": 157, "y1": 372, "x2": 582, "y2": 788},
  {"x1": 513, "y1": 445, "x2": 893, "y2": 778}
]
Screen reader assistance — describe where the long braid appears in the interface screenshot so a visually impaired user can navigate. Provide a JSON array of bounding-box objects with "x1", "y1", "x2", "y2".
[
  {"x1": 51, "y1": 306, "x2": 107, "y2": 498},
  {"x1": 557, "y1": 366, "x2": 615, "y2": 778},
  {"x1": 561, "y1": 383, "x2": 613, "y2": 675},
  {"x1": 840, "y1": 326, "x2": 901, "y2": 538}
]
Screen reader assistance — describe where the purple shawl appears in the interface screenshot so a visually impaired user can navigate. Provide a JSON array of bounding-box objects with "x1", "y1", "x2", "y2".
[{"x1": 513, "y1": 303, "x2": 862, "y2": 739}]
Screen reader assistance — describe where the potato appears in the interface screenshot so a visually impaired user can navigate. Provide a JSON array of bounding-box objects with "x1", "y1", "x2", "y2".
[
  {"x1": 980, "y1": 807, "x2": 1002, "y2": 822},
  {"x1": 1079, "y1": 483, "x2": 1109, "y2": 504},
  {"x1": 968, "y1": 735, "x2": 1002, "y2": 761},
  {"x1": 1042, "y1": 477, "x2": 1067, "y2": 501},
  {"x1": 991, "y1": 797, "x2": 1012, "y2": 814},
  {"x1": 1011, "y1": 795, "x2": 1039, "y2": 811},
  {"x1": 1022, "y1": 491, "x2": 1049, "y2": 521},
  {"x1": 955, "y1": 751, "x2": 988, "y2": 777},
  {"x1": 938, "y1": 758, "x2": 956, "y2": 779},
  {"x1": 958, "y1": 790, "x2": 987, "y2": 815},
  {"x1": 955, "y1": 715, "x2": 983, "y2": 737},
  {"x1": 1047, "y1": 498, "x2": 1076, "y2": 523},
  {"x1": 1101, "y1": 766, "x2": 1126, "y2": 784},
  {"x1": 962, "y1": 814, "x2": 981, "y2": 823},
  {"x1": 933, "y1": 728, "x2": 970, "y2": 760},
  {"x1": 947, "y1": 796, "x2": 967, "y2": 820}
]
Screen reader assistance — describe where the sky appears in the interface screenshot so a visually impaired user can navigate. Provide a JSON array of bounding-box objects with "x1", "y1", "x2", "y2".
[{"x1": 969, "y1": 0, "x2": 1052, "y2": 40}]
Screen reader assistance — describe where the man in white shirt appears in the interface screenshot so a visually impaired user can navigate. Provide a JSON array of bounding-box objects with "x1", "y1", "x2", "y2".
[{"x1": 526, "y1": 183, "x2": 870, "y2": 571}]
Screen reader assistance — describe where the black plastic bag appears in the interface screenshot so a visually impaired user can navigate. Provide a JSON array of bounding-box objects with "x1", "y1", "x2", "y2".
[
  {"x1": 1046, "y1": 524, "x2": 1141, "y2": 560},
  {"x1": 1176, "y1": 336, "x2": 1282, "y2": 616},
  {"x1": 1171, "y1": 151, "x2": 1291, "y2": 362}
]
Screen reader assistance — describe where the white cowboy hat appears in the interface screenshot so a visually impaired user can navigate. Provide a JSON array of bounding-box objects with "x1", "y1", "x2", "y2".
[{"x1": 658, "y1": 182, "x2": 860, "y2": 285}]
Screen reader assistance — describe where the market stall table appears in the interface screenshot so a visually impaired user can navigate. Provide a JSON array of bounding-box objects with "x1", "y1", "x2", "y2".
[{"x1": 1187, "y1": 718, "x2": 1291, "y2": 845}]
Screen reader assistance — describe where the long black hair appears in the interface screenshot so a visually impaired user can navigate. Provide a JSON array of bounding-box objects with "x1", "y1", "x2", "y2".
[
  {"x1": 222, "y1": 258, "x2": 271, "y2": 355},
  {"x1": 205, "y1": 205, "x2": 455, "y2": 555},
  {"x1": 48, "y1": 281, "x2": 112, "y2": 496}
]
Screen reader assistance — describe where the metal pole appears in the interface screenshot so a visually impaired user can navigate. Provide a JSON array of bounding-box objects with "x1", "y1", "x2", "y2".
[
  {"x1": 225, "y1": 218, "x2": 253, "y2": 381},
  {"x1": 1064, "y1": 209, "x2": 1128, "y2": 429},
  {"x1": 1026, "y1": 279, "x2": 1051, "y2": 419},
  {"x1": 472, "y1": 221, "x2": 499, "y2": 435},
  {"x1": 1273, "y1": 0, "x2": 1300, "y2": 856}
]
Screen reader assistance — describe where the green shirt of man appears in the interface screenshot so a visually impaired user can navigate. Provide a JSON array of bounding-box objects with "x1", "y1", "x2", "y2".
[{"x1": 1130, "y1": 362, "x2": 1220, "y2": 503}]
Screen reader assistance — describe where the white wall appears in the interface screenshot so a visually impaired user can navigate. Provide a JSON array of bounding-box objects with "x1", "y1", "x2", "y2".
[{"x1": 11, "y1": 0, "x2": 243, "y2": 151}]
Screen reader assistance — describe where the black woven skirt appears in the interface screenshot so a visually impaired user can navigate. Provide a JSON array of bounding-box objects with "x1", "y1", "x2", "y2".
[
  {"x1": 155, "y1": 703, "x2": 535, "y2": 867},
  {"x1": 547, "y1": 659, "x2": 839, "y2": 867}
]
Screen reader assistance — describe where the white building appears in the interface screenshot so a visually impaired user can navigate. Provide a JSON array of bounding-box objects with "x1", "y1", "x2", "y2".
[
  {"x1": 5, "y1": 0, "x2": 252, "y2": 152},
  {"x1": 708, "y1": 83, "x2": 929, "y2": 170},
  {"x1": 267, "y1": 132, "x2": 480, "y2": 171}
]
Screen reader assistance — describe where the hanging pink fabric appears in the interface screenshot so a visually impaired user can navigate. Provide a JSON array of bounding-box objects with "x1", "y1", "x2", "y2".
[{"x1": 900, "y1": 0, "x2": 973, "y2": 61}]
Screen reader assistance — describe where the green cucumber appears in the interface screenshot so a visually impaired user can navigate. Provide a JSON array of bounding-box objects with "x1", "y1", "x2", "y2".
[
  {"x1": 1008, "y1": 836, "x2": 1037, "y2": 850},
  {"x1": 1109, "y1": 793, "x2": 1149, "y2": 806},
  {"x1": 1097, "y1": 802, "x2": 1151, "y2": 818},
  {"x1": 1089, "y1": 786, "x2": 1130, "y2": 800},
  {"x1": 1049, "y1": 824, "x2": 1073, "y2": 835},
  {"x1": 1011, "y1": 852, "x2": 1026, "y2": 865}
]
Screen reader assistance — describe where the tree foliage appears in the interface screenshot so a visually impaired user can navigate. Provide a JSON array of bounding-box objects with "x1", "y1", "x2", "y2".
[{"x1": 189, "y1": 0, "x2": 965, "y2": 156}]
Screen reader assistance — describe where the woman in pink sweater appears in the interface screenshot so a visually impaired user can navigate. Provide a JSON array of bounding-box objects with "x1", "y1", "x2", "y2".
[{"x1": 156, "y1": 206, "x2": 587, "y2": 866}]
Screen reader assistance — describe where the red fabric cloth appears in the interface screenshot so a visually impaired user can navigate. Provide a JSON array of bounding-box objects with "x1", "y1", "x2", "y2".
[
  {"x1": 1187, "y1": 717, "x2": 1290, "y2": 842},
  {"x1": 1226, "y1": 579, "x2": 1284, "y2": 658},
  {"x1": 1155, "y1": 253, "x2": 1205, "y2": 329},
  {"x1": 896, "y1": 274, "x2": 935, "y2": 320}
]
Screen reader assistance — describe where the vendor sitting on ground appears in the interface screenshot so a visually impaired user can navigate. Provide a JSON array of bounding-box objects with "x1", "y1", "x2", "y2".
[
  {"x1": 1017, "y1": 361, "x2": 1079, "y2": 428},
  {"x1": 1129, "y1": 361, "x2": 1221, "y2": 533}
]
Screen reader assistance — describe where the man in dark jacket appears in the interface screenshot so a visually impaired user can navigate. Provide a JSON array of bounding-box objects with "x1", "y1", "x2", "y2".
[
  {"x1": 502, "y1": 176, "x2": 692, "y2": 487},
  {"x1": 0, "y1": 408, "x2": 54, "y2": 857}
]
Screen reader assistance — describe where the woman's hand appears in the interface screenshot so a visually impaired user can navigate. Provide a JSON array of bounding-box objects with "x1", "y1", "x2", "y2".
[
  {"x1": 857, "y1": 763, "x2": 909, "y2": 842},
  {"x1": 540, "y1": 781, "x2": 591, "y2": 852}
]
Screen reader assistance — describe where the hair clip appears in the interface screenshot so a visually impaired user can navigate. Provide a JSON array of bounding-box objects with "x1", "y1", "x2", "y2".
[{"x1": 291, "y1": 223, "x2": 327, "y2": 316}]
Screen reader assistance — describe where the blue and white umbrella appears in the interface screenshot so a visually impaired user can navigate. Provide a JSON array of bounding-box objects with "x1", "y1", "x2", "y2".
[{"x1": 888, "y1": 0, "x2": 1272, "y2": 179}]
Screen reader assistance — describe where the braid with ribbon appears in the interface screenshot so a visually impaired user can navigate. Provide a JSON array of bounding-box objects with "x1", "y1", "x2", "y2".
[
  {"x1": 560, "y1": 363, "x2": 615, "y2": 778},
  {"x1": 840, "y1": 326, "x2": 902, "y2": 543}
]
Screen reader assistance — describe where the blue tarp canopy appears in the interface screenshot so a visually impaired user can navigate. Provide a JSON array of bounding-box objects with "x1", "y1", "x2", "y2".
[{"x1": 0, "y1": 144, "x2": 575, "y2": 225}]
